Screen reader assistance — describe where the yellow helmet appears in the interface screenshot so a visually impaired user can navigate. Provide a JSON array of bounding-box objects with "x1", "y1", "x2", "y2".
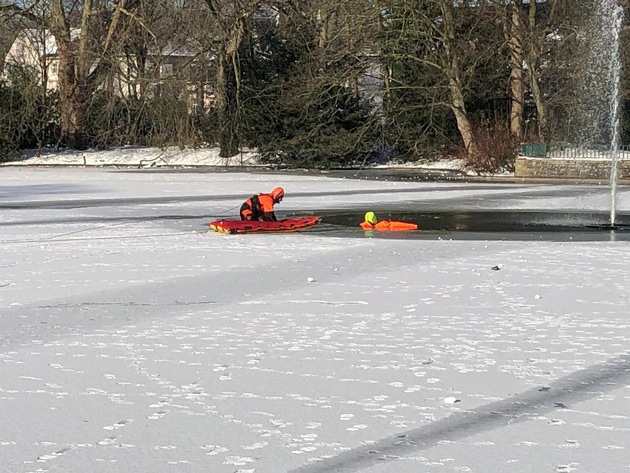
[{"x1": 365, "y1": 211, "x2": 377, "y2": 224}]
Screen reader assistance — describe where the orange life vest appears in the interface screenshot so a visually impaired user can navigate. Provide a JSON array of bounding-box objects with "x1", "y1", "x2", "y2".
[
  {"x1": 360, "y1": 220, "x2": 418, "y2": 231},
  {"x1": 240, "y1": 193, "x2": 277, "y2": 221}
]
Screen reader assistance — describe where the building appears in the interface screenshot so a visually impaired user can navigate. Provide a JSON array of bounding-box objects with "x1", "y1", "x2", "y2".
[
  {"x1": 3, "y1": 28, "x2": 212, "y2": 109},
  {"x1": 3, "y1": 28, "x2": 61, "y2": 89}
]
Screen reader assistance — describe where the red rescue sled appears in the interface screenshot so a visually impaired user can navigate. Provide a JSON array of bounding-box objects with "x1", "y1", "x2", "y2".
[{"x1": 209, "y1": 216, "x2": 321, "y2": 234}]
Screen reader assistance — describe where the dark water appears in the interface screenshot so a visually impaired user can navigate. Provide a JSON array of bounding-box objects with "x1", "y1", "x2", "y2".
[
  {"x1": 295, "y1": 210, "x2": 630, "y2": 242},
  {"x1": 92, "y1": 168, "x2": 630, "y2": 241}
]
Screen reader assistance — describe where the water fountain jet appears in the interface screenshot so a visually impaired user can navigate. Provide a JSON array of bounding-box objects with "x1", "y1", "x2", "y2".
[{"x1": 576, "y1": 0, "x2": 625, "y2": 229}]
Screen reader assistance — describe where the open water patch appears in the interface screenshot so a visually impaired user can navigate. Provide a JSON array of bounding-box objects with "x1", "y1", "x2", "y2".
[{"x1": 302, "y1": 210, "x2": 630, "y2": 242}]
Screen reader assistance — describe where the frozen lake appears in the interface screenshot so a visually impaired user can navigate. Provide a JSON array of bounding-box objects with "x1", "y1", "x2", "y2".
[{"x1": 1, "y1": 167, "x2": 630, "y2": 473}]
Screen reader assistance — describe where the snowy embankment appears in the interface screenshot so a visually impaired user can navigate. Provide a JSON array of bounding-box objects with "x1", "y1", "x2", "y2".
[
  {"x1": 5, "y1": 146, "x2": 472, "y2": 175},
  {"x1": 11, "y1": 146, "x2": 262, "y2": 167}
]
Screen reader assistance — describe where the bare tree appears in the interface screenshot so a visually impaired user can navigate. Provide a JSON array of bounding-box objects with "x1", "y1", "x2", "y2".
[
  {"x1": 203, "y1": 0, "x2": 260, "y2": 157},
  {"x1": 46, "y1": 0, "x2": 145, "y2": 147},
  {"x1": 517, "y1": 0, "x2": 575, "y2": 142},
  {"x1": 502, "y1": 1, "x2": 525, "y2": 139},
  {"x1": 379, "y1": 0, "x2": 504, "y2": 160},
  {"x1": 1, "y1": 2, "x2": 60, "y2": 150},
  {"x1": 440, "y1": 0, "x2": 479, "y2": 157}
]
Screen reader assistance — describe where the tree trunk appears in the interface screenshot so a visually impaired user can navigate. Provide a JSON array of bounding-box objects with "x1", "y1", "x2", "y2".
[
  {"x1": 528, "y1": 64, "x2": 547, "y2": 140},
  {"x1": 49, "y1": 0, "x2": 123, "y2": 149},
  {"x1": 58, "y1": 93, "x2": 85, "y2": 148},
  {"x1": 448, "y1": 75, "x2": 478, "y2": 158},
  {"x1": 215, "y1": 15, "x2": 247, "y2": 158},
  {"x1": 215, "y1": 49, "x2": 239, "y2": 157},
  {"x1": 442, "y1": 1, "x2": 478, "y2": 159},
  {"x1": 53, "y1": 30, "x2": 88, "y2": 149},
  {"x1": 525, "y1": 0, "x2": 547, "y2": 141},
  {"x1": 204, "y1": 1, "x2": 261, "y2": 157},
  {"x1": 507, "y1": 7, "x2": 524, "y2": 139}
]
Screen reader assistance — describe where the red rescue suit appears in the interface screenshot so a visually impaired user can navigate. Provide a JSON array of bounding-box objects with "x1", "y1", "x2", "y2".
[{"x1": 240, "y1": 193, "x2": 278, "y2": 221}]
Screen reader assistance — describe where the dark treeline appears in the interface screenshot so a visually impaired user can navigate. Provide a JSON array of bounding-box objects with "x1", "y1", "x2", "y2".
[{"x1": 1, "y1": 0, "x2": 629, "y2": 172}]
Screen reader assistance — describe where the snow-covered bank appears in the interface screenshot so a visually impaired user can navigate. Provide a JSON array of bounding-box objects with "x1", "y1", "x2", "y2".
[
  {"x1": 3, "y1": 146, "x2": 471, "y2": 176},
  {"x1": 7, "y1": 146, "x2": 262, "y2": 168}
]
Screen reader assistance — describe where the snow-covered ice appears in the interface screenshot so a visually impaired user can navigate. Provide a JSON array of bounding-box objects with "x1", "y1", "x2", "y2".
[{"x1": 1, "y1": 157, "x2": 630, "y2": 473}]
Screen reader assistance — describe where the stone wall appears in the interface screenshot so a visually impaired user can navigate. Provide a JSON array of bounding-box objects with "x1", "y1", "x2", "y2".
[{"x1": 515, "y1": 157, "x2": 630, "y2": 182}]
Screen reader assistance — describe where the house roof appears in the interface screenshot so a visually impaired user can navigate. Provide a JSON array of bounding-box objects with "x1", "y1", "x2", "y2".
[
  {"x1": 12, "y1": 28, "x2": 81, "y2": 57},
  {"x1": 11, "y1": 29, "x2": 196, "y2": 59}
]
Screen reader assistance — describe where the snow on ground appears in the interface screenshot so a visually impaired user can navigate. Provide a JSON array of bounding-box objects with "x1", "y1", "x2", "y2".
[
  {"x1": 1, "y1": 156, "x2": 630, "y2": 473},
  {"x1": 8, "y1": 145, "x2": 470, "y2": 175},
  {"x1": 13, "y1": 146, "x2": 262, "y2": 168}
]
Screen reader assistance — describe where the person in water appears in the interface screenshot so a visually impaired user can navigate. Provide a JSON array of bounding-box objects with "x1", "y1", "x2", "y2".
[
  {"x1": 240, "y1": 187, "x2": 284, "y2": 221},
  {"x1": 360, "y1": 211, "x2": 418, "y2": 231}
]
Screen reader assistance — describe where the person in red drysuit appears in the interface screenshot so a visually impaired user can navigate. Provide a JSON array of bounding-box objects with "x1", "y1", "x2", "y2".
[{"x1": 240, "y1": 187, "x2": 284, "y2": 221}]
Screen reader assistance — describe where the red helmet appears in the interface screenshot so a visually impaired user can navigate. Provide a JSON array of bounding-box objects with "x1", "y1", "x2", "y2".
[{"x1": 271, "y1": 187, "x2": 285, "y2": 202}]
